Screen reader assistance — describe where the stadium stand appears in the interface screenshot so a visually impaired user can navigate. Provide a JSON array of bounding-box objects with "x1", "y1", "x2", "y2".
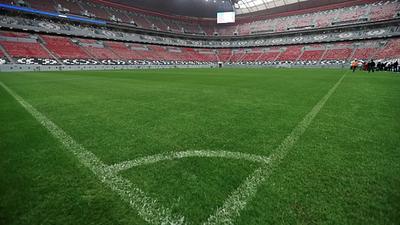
[
  {"x1": 41, "y1": 35, "x2": 91, "y2": 59},
  {"x1": 2, "y1": 2, "x2": 400, "y2": 225},
  {"x1": 277, "y1": 46, "x2": 303, "y2": 61},
  {"x1": 374, "y1": 38, "x2": 400, "y2": 59},
  {"x1": 369, "y1": 1, "x2": 400, "y2": 21},
  {"x1": 299, "y1": 49, "x2": 325, "y2": 62},
  {"x1": 1, "y1": 29, "x2": 399, "y2": 66},
  {"x1": 240, "y1": 49, "x2": 264, "y2": 62},
  {"x1": 2, "y1": 0, "x2": 398, "y2": 36},
  {"x1": 216, "y1": 49, "x2": 232, "y2": 63},
  {"x1": 104, "y1": 41, "x2": 137, "y2": 59},
  {"x1": 0, "y1": 0, "x2": 399, "y2": 69},
  {"x1": 53, "y1": 0, "x2": 83, "y2": 14},
  {"x1": 0, "y1": 37, "x2": 51, "y2": 59},
  {"x1": 257, "y1": 50, "x2": 281, "y2": 62}
]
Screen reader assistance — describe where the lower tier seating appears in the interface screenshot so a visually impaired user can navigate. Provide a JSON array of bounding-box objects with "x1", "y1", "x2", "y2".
[
  {"x1": 41, "y1": 35, "x2": 91, "y2": 59},
  {"x1": 0, "y1": 41, "x2": 50, "y2": 58},
  {"x1": 1, "y1": 32, "x2": 399, "y2": 65}
]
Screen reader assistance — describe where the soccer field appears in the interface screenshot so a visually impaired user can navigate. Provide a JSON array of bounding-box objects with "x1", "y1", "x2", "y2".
[{"x1": 1, "y1": 68, "x2": 399, "y2": 225}]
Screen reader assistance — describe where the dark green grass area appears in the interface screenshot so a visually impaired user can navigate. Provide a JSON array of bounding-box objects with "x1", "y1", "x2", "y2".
[{"x1": 0, "y1": 68, "x2": 399, "y2": 225}]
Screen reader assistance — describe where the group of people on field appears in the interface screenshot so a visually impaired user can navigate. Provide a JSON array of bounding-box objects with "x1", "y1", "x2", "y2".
[
  {"x1": 351, "y1": 59, "x2": 399, "y2": 73},
  {"x1": 376, "y1": 61, "x2": 399, "y2": 72}
]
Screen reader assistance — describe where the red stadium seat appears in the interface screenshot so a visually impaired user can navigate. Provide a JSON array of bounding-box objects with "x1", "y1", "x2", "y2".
[
  {"x1": 0, "y1": 40, "x2": 50, "y2": 58},
  {"x1": 277, "y1": 46, "x2": 303, "y2": 61},
  {"x1": 41, "y1": 35, "x2": 91, "y2": 59}
]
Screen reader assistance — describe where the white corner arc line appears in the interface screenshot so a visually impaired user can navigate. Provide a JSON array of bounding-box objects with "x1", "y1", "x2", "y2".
[
  {"x1": 107, "y1": 150, "x2": 270, "y2": 174},
  {"x1": 204, "y1": 72, "x2": 348, "y2": 225},
  {"x1": 0, "y1": 82, "x2": 186, "y2": 225}
]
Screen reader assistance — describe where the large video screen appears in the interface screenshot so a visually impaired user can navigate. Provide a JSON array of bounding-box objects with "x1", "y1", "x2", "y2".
[{"x1": 217, "y1": 11, "x2": 235, "y2": 24}]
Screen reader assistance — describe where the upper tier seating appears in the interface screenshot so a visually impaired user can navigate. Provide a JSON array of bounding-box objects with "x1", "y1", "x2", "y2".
[
  {"x1": 146, "y1": 16, "x2": 169, "y2": 31},
  {"x1": 126, "y1": 12, "x2": 152, "y2": 28},
  {"x1": 275, "y1": 17, "x2": 294, "y2": 32},
  {"x1": 23, "y1": 0, "x2": 55, "y2": 12},
  {"x1": 289, "y1": 14, "x2": 315, "y2": 29},
  {"x1": 53, "y1": 0, "x2": 82, "y2": 14},
  {"x1": 334, "y1": 5, "x2": 368, "y2": 24},
  {"x1": 369, "y1": 1, "x2": 400, "y2": 21},
  {"x1": 78, "y1": 1, "x2": 110, "y2": 19},
  {"x1": 314, "y1": 11, "x2": 338, "y2": 28},
  {"x1": 8, "y1": 0, "x2": 399, "y2": 37},
  {"x1": 216, "y1": 25, "x2": 238, "y2": 36},
  {"x1": 201, "y1": 25, "x2": 215, "y2": 36},
  {"x1": 106, "y1": 7, "x2": 131, "y2": 23}
]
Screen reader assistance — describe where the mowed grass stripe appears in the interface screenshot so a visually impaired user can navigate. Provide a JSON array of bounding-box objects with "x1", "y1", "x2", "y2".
[{"x1": 0, "y1": 81, "x2": 185, "y2": 225}]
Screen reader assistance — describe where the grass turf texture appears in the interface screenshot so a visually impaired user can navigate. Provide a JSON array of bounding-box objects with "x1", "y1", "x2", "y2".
[{"x1": 0, "y1": 68, "x2": 399, "y2": 225}]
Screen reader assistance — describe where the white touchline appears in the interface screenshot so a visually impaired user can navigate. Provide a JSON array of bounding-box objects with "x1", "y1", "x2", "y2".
[
  {"x1": 1, "y1": 70, "x2": 348, "y2": 225},
  {"x1": 107, "y1": 150, "x2": 270, "y2": 174},
  {"x1": 204, "y1": 72, "x2": 348, "y2": 225},
  {"x1": 0, "y1": 81, "x2": 186, "y2": 225}
]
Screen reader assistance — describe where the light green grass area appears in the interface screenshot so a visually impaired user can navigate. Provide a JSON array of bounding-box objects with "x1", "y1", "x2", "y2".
[{"x1": 0, "y1": 68, "x2": 399, "y2": 225}]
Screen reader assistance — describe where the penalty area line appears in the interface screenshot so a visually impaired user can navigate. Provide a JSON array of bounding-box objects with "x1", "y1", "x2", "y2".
[
  {"x1": 0, "y1": 81, "x2": 185, "y2": 225},
  {"x1": 204, "y1": 71, "x2": 349, "y2": 225},
  {"x1": 107, "y1": 150, "x2": 270, "y2": 175}
]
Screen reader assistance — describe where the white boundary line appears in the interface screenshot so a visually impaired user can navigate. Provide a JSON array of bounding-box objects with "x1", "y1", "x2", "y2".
[
  {"x1": 0, "y1": 81, "x2": 186, "y2": 225},
  {"x1": 1, "y1": 70, "x2": 348, "y2": 225},
  {"x1": 107, "y1": 150, "x2": 270, "y2": 174},
  {"x1": 204, "y1": 72, "x2": 348, "y2": 225}
]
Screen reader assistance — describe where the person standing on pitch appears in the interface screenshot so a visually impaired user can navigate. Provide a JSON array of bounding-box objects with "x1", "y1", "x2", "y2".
[
  {"x1": 393, "y1": 60, "x2": 398, "y2": 72},
  {"x1": 368, "y1": 59, "x2": 375, "y2": 73},
  {"x1": 351, "y1": 59, "x2": 358, "y2": 72}
]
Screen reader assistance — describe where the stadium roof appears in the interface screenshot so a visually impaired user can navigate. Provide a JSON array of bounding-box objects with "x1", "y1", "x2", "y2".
[
  {"x1": 234, "y1": 0, "x2": 309, "y2": 14},
  {"x1": 102, "y1": 0, "x2": 341, "y2": 18}
]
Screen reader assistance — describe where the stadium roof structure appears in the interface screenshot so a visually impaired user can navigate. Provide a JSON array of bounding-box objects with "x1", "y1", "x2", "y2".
[
  {"x1": 234, "y1": 0, "x2": 309, "y2": 14},
  {"x1": 100, "y1": 0, "x2": 356, "y2": 18}
]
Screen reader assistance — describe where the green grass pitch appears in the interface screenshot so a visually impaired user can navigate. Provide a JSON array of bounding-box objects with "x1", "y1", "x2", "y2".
[{"x1": 0, "y1": 68, "x2": 399, "y2": 225}]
